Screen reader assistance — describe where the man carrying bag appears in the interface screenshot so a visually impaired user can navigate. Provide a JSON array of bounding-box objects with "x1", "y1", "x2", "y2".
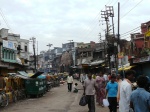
[{"x1": 82, "y1": 73, "x2": 96, "y2": 112}]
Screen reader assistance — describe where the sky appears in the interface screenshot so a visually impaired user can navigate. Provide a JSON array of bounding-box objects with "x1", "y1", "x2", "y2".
[{"x1": 0, "y1": 0, "x2": 150, "y2": 53}]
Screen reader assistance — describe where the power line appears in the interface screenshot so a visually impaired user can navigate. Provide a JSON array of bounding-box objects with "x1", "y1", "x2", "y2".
[
  {"x1": 108, "y1": 0, "x2": 114, "y2": 5},
  {"x1": 114, "y1": 0, "x2": 144, "y2": 27},
  {"x1": 112, "y1": 0, "x2": 119, "y2": 6},
  {"x1": 121, "y1": 28, "x2": 141, "y2": 38},
  {"x1": 120, "y1": 0, "x2": 130, "y2": 8},
  {"x1": 120, "y1": 0, "x2": 144, "y2": 20},
  {"x1": 121, "y1": 26, "x2": 140, "y2": 36},
  {"x1": 0, "y1": 8, "x2": 13, "y2": 32},
  {"x1": 82, "y1": 0, "x2": 111, "y2": 41}
]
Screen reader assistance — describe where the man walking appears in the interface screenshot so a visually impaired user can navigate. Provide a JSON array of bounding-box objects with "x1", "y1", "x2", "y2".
[
  {"x1": 119, "y1": 70, "x2": 135, "y2": 112},
  {"x1": 67, "y1": 73, "x2": 73, "y2": 92},
  {"x1": 106, "y1": 75, "x2": 118, "y2": 112},
  {"x1": 83, "y1": 73, "x2": 96, "y2": 112},
  {"x1": 130, "y1": 76, "x2": 150, "y2": 112}
]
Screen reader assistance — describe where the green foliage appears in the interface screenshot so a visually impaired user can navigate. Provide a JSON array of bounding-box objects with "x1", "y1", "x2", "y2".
[{"x1": 141, "y1": 48, "x2": 150, "y2": 55}]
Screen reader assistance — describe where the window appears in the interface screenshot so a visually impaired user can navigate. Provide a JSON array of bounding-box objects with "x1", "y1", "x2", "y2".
[
  {"x1": 2, "y1": 50, "x2": 4, "y2": 59},
  {"x1": 18, "y1": 45, "x2": 21, "y2": 49},
  {"x1": 8, "y1": 51, "x2": 11, "y2": 59},
  {"x1": 5, "y1": 51, "x2": 8, "y2": 59},
  {"x1": 25, "y1": 46, "x2": 27, "y2": 52}
]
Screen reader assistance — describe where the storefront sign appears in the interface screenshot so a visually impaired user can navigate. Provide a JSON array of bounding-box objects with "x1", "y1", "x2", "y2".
[
  {"x1": 133, "y1": 56, "x2": 150, "y2": 63},
  {"x1": 135, "y1": 34, "x2": 144, "y2": 39},
  {"x1": 3, "y1": 40, "x2": 15, "y2": 50},
  {"x1": 145, "y1": 31, "x2": 150, "y2": 37}
]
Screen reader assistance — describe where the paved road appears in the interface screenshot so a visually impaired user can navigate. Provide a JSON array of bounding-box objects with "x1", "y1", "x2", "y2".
[{"x1": 1, "y1": 80, "x2": 109, "y2": 112}]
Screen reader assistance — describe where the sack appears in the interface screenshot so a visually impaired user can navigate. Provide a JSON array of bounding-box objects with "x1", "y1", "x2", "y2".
[
  {"x1": 103, "y1": 99, "x2": 109, "y2": 107},
  {"x1": 129, "y1": 108, "x2": 134, "y2": 112},
  {"x1": 79, "y1": 95, "x2": 87, "y2": 106}
]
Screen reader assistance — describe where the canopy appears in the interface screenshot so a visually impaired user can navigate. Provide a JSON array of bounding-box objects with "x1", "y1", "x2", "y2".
[
  {"x1": 118, "y1": 66, "x2": 134, "y2": 71},
  {"x1": 90, "y1": 60, "x2": 104, "y2": 66}
]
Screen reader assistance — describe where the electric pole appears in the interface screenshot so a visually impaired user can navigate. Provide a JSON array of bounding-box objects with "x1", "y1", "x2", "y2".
[
  {"x1": 37, "y1": 41, "x2": 38, "y2": 71},
  {"x1": 46, "y1": 43, "x2": 53, "y2": 73},
  {"x1": 106, "y1": 5, "x2": 117, "y2": 73},
  {"x1": 68, "y1": 40, "x2": 73, "y2": 50},
  {"x1": 30, "y1": 37, "x2": 36, "y2": 73},
  {"x1": 101, "y1": 9, "x2": 111, "y2": 72}
]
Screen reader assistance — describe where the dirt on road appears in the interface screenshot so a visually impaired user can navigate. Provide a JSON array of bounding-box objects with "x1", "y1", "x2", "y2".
[{"x1": 1, "y1": 80, "x2": 109, "y2": 112}]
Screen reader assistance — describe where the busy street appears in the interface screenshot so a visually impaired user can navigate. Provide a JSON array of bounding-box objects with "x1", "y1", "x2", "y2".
[
  {"x1": 1, "y1": 80, "x2": 108, "y2": 112},
  {"x1": 0, "y1": 0, "x2": 150, "y2": 112}
]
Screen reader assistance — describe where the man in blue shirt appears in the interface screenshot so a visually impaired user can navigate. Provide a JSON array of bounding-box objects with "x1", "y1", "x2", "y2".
[
  {"x1": 130, "y1": 75, "x2": 150, "y2": 112},
  {"x1": 106, "y1": 75, "x2": 118, "y2": 112}
]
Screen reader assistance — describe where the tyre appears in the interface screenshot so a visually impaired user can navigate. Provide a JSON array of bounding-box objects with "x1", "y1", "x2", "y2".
[{"x1": 1, "y1": 93, "x2": 9, "y2": 107}]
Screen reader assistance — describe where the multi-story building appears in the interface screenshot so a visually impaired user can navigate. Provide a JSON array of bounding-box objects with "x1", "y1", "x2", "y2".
[
  {"x1": 0, "y1": 28, "x2": 30, "y2": 76},
  {"x1": 1, "y1": 28, "x2": 30, "y2": 66},
  {"x1": 76, "y1": 41, "x2": 95, "y2": 73}
]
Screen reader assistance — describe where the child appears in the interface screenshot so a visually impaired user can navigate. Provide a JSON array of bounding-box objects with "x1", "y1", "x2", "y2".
[{"x1": 73, "y1": 83, "x2": 78, "y2": 93}]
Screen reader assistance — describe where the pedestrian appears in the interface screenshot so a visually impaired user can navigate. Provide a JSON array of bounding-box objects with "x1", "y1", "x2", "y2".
[
  {"x1": 116, "y1": 74, "x2": 122, "y2": 103},
  {"x1": 130, "y1": 75, "x2": 150, "y2": 112},
  {"x1": 119, "y1": 70, "x2": 135, "y2": 112},
  {"x1": 73, "y1": 83, "x2": 78, "y2": 93},
  {"x1": 81, "y1": 73, "x2": 87, "y2": 85},
  {"x1": 92, "y1": 74, "x2": 96, "y2": 79},
  {"x1": 95, "y1": 72, "x2": 106, "y2": 106},
  {"x1": 106, "y1": 74, "x2": 118, "y2": 112},
  {"x1": 67, "y1": 73, "x2": 73, "y2": 92},
  {"x1": 80, "y1": 73, "x2": 83, "y2": 83},
  {"x1": 103, "y1": 73, "x2": 108, "y2": 84},
  {"x1": 83, "y1": 73, "x2": 96, "y2": 112}
]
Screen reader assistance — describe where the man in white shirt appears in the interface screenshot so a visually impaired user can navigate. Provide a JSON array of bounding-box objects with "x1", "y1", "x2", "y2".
[
  {"x1": 67, "y1": 74, "x2": 74, "y2": 92},
  {"x1": 119, "y1": 70, "x2": 135, "y2": 112},
  {"x1": 103, "y1": 73, "x2": 108, "y2": 82}
]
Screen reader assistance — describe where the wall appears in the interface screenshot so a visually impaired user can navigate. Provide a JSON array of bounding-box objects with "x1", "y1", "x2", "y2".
[{"x1": 0, "y1": 28, "x2": 8, "y2": 38}]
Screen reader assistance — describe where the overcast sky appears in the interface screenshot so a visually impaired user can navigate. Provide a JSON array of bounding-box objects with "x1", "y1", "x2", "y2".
[{"x1": 0, "y1": 0, "x2": 150, "y2": 53}]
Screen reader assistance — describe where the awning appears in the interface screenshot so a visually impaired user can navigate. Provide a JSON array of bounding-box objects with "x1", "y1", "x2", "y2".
[
  {"x1": 82, "y1": 59, "x2": 91, "y2": 64},
  {"x1": 118, "y1": 66, "x2": 134, "y2": 71},
  {"x1": 90, "y1": 60, "x2": 104, "y2": 66}
]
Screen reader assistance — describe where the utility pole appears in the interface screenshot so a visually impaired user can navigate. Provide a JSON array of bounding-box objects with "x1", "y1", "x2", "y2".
[
  {"x1": 30, "y1": 37, "x2": 36, "y2": 73},
  {"x1": 46, "y1": 43, "x2": 53, "y2": 73},
  {"x1": 101, "y1": 9, "x2": 111, "y2": 72},
  {"x1": 98, "y1": 33, "x2": 103, "y2": 58},
  {"x1": 68, "y1": 40, "x2": 73, "y2": 73},
  {"x1": 37, "y1": 41, "x2": 38, "y2": 71},
  {"x1": 47, "y1": 43, "x2": 53, "y2": 52},
  {"x1": 117, "y1": 2, "x2": 124, "y2": 77},
  {"x1": 68, "y1": 40, "x2": 73, "y2": 50},
  {"x1": 106, "y1": 5, "x2": 118, "y2": 74}
]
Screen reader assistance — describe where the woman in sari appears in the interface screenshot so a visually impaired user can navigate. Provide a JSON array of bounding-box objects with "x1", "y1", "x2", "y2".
[{"x1": 95, "y1": 72, "x2": 106, "y2": 106}]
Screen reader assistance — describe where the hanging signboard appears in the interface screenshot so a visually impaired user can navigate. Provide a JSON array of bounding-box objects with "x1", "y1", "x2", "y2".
[{"x1": 145, "y1": 31, "x2": 150, "y2": 38}]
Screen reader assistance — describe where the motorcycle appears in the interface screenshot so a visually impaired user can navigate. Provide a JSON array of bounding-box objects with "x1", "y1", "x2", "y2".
[{"x1": 46, "y1": 81, "x2": 52, "y2": 92}]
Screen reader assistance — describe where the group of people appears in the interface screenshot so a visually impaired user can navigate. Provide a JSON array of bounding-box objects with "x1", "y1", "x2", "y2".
[{"x1": 83, "y1": 70, "x2": 150, "y2": 112}]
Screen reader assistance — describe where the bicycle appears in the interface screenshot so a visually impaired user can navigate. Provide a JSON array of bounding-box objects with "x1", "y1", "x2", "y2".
[
  {"x1": 17, "y1": 89, "x2": 26, "y2": 100},
  {"x1": 0, "y1": 90, "x2": 9, "y2": 107}
]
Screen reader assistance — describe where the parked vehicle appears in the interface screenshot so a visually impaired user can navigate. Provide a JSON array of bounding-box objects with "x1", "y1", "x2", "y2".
[{"x1": 0, "y1": 90, "x2": 9, "y2": 107}]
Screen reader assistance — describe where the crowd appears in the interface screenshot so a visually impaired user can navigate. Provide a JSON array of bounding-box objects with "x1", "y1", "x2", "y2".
[{"x1": 81, "y1": 70, "x2": 150, "y2": 112}]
